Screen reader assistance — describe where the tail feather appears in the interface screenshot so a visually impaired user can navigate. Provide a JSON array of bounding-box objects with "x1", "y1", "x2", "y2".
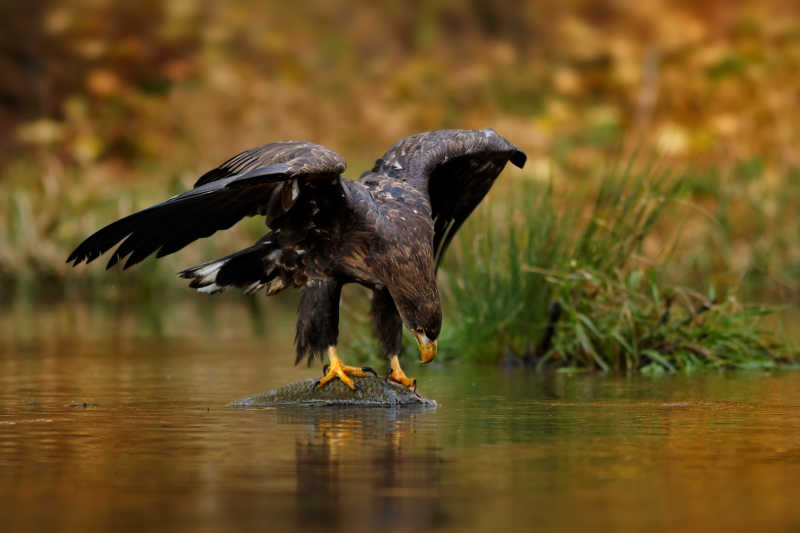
[
  {"x1": 184, "y1": 259, "x2": 228, "y2": 288},
  {"x1": 179, "y1": 240, "x2": 288, "y2": 295}
]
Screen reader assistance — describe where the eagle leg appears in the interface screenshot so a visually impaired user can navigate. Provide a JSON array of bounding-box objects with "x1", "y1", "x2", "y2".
[
  {"x1": 385, "y1": 354, "x2": 417, "y2": 391},
  {"x1": 316, "y1": 346, "x2": 374, "y2": 391}
]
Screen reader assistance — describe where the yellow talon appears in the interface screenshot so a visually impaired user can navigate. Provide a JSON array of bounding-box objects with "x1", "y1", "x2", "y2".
[
  {"x1": 386, "y1": 354, "x2": 416, "y2": 390},
  {"x1": 317, "y1": 347, "x2": 371, "y2": 391}
]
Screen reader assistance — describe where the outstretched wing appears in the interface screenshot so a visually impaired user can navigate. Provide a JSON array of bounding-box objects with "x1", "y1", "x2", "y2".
[
  {"x1": 67, "y1": 142, "x2": 346, "y2": 270},
  {"x1": 372, "y1": 129, "x2": 526, "y2": 269}
]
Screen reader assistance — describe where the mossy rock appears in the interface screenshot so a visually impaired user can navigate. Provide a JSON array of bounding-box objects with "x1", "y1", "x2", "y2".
[{"x1": 230, "y1": 375, "x2": 437, "y2": 408}]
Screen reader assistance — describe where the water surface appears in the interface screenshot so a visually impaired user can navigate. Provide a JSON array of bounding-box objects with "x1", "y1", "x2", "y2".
[{"x1": 2, "y1": 296, "x2": 800, "y2": 532}]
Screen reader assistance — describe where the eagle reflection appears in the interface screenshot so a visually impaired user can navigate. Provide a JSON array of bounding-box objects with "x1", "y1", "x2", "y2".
[{"x1": 284, "y1": 408, "x2": 447, "y2": 530}]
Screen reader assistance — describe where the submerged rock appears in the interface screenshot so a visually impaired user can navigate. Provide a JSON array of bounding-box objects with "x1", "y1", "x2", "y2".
[{"x1": 230, "y1": 375, "x2": 437, "y2": 408}]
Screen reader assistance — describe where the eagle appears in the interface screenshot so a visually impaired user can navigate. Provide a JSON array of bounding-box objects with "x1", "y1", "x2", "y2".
[{"x1": 67, "y1": 129, "x2": 526, "y2": 391}]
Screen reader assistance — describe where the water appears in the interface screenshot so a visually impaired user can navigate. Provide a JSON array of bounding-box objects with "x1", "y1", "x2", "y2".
[{"x1": 2, "y1": 296, "x2": 800, "y2": 532}]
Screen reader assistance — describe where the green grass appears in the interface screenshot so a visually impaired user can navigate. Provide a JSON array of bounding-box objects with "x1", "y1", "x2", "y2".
[
  {"x1": 3, "y1": 152, "x2": 795, "y2": 371},
  {"x1": 363, "y1": 162, "x2": 793, "y2": 373}
]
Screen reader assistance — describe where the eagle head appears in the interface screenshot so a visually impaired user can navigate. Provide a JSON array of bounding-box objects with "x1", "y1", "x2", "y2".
[{"x1": 391, "y1": 283, "x2": 442, "y2": 364}]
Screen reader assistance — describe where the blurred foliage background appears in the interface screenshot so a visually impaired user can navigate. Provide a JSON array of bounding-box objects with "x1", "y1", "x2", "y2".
[{"x1": 1, "y1": 0, "x2": 798, "y2": 311}]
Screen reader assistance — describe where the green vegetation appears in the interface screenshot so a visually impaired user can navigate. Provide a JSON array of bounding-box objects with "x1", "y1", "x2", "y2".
[
  {"x1": 349, "y1": 165, "x2": 792, "y2": 372},
  {"x1": 5, "y1": 153, "x2": 793, "y2": 371}
]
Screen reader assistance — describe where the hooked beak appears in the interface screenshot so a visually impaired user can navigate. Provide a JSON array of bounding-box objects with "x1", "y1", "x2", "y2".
[{"x1": 413, "y1": 331, "x2": 437, "y2": 364}]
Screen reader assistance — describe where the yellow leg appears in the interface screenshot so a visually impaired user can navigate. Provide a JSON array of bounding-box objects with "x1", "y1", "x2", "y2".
[
  {"x1": 386, "y1": 355, "x2": 416, "y2": 391},
  {"x1": 316, "y1": 346, "x2": 375, "y2": 391}
]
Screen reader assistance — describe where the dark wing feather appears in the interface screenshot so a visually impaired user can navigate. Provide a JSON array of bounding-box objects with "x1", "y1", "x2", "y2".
[
  {"x1": 67, "y1": 142, "x2": 345, "y2": 270},
  {"x1": 373, "y1": 129, "x2": 526, "y2": 269},
  {"x1": 193, "y1": 142, "x2": 333, "y2": 187}
]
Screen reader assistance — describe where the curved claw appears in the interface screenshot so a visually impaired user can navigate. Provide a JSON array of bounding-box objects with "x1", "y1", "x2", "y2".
[
  {"x1": 315, "y1": 347, "x2": 372, "y2": 392},
  {"x1": 362, "y1": 366, "x2": 377, "y2": 377},
  {"x1": 322, "y1": 364, "x2": 329, "y2": 377}
]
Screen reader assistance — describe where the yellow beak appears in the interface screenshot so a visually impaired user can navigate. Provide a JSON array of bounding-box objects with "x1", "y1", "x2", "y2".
[{"x1": 413, "y1": 331, "x2": 437, "y2": 364}]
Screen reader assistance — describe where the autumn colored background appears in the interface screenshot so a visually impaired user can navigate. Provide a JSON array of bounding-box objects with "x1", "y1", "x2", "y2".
[
  {"x1": 4, "y1": 6, "x2": 800, "y2": 531},
  {"x1": 2, "y1": 0, "x2": 798, "y2": 308}
]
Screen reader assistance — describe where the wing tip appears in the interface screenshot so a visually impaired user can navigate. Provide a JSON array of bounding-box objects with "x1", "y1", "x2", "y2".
[
  {"x1": 482, "y1": 128, "x2": 526, "y2": 168},
  {"x1": 66, "y1": 246, "x2": 95, "y2": 268},
  {"x1": 510, "y1": 149, "x2": 527, "y2": 169}
]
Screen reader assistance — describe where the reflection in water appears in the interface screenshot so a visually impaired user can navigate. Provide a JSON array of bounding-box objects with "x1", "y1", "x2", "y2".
[{"x1": 284, "y1": 408, "x2": 446, "y2": 531}]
